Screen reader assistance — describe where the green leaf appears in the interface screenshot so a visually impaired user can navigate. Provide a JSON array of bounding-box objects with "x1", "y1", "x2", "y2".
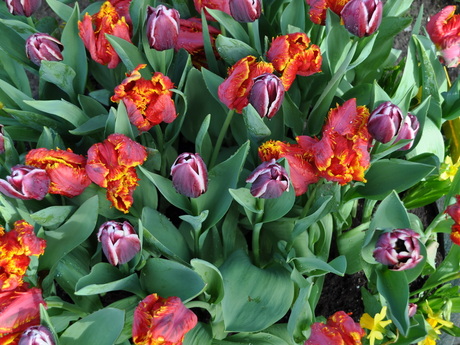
[
  {"x1": 206, "y1": 9, "x2": 249, "y2": 44},
  {"x1": 229, "y1": 188, "x2": 262, "y2": 215},
  {"x1": 114, "y1": 102, "x2": 136, "y2": 139},
  {"x1": 60, "y1": 3, "x2": 88, "y2": 95},
  {"x1": 201, "y1": 67, "x2": 226, "y2": 106},
  {"x1": 140, "y1": 258, "x2": 205, "y2": 301},
  {"x1": 376, "y1": 268, "x2": 410, "y2": 335},
  {"x1": 30, "y1": 205, "x2": 74, "y2": 228},
  {"x1": 280, "y1": 0, "x2": 305, "y2": 34},
  {"x1": 141, "y1": 207, "x2": 191, "y2": 262},
  {"x1": 3, "y1": 108, "x2": 61, "y2": 131},
  {"x1": 242, "y1": 104, "x2": 271, "y2": 141},
  {"x1": 59, "y1": 308, "x2": 125, "y2": 345},
  {"x1": 191, "y1": 259, "x2": 225, "y2": 304},
  {"x1": 287, "y1": 283, "x2": 315, "y2": 344},
  {"x1": 0, "y1": 79, "x2": 36, "y2": 111},
  {"x1": 107, "y1": 34, "x2": 150, "y2": 74},
  {"x1": 215, "y1": 35, "x2": 258, "y2": 66},
  {"x1": 263, "y1": 181, "x2": 296, "y2": 223},
  {"x1": 220, "y1": 250, "x2": 294, "y2": 332},
  {"x1": 195, "y1": 114, "x2": 213, "y2": 164},
  {"x1": 46, "y1": 0, "x2": 73, "y2": 21},
  {"x1": 214, "y1": 332, "x2": 291, "y2": 345},
  {"x1": 24, "y1": 99, "x2": 89, "y2": 128},
  {"x1": 39, "y1": 196, "x2": 99, "y2": 270},
  {"x1": 0, "y1": 22, "x2": 32, "y2": 67},
  {"x1": 139, "y1": 167, "x2": 192, "y2": 213},
  {"x1": 183, "y1": 323, "x2": 213, "y2": 345},
  {"x1": 69, "y1": 115, "x2": 108, "y2": 135},
  {"x1": 290, "y1": 255, "x2": 347, "y2": 277},
  {"x1": 194, "y1": 141, "x2": 250, "y2": 230},
  {"x1": 75, "y1": 263, "x2": 143, "y2": 296},
  {"x1": 39, "y1": 61, "x2": 76, "y2": 101}
]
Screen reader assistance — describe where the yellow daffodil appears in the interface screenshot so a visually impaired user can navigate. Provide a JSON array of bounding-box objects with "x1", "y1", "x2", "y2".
[
  {"x1": 360, "y1": 306, "x2": 393, "y2": 345},
  {"x1": 439, "y1": 156, "x2": 460, "y2": 182},
  {"x1": 417, "y1": 301, "x2": 454, "y2": 345}
]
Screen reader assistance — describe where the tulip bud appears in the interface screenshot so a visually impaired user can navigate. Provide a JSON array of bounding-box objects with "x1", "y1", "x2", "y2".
[
  {"x1": 146, "y1": 5, "x2": 180, "y2": 51},
  {"x1": 445, "y1": 195, "x2": 460, "y2": 223},
  {"x1": 25, "y1": 33, "x2": 64, "y2": 66},
  {"x1": 394, "y1": 113, "x2": 420, "y2": 151},
  {"x1": 0, "y1": 165, "x2": 50, "y2": 200},
  {"x1": 246, "y1": 159, "x2": 290, "y2": 199},
  {"x1": 367, "y1": 101, "x2": 404, "y2": 144},
  {"x1": 408, "y1": 303, "x2": 418, "y2": 318},
  {"x1": 229, "y1": 0, "x2": 261, "y2": 23},
  {"x1": 0, "y1": 125, "x2": 5, "y2": 154},
  {"x1": 97, "y1": 221, "x2": 141, "y2": 266},
  {"x1": 249, "y1": 74, "x2": 285, "y2": 119},
  {"x1": 5, "y1": 0, "x2": 41, "y2": 17},
  {"x1": 373, "y1": 228, "x2": 423, "y2": 271},
  {"x1": 171, "y1": 153, "x2": 208, "y2": 198},
  {"x1": 341, "y1": 0, "x2": 383, "y2": 37},
  {"x1": 18, "y1": 326, "x2": 55, "y2": 345}
]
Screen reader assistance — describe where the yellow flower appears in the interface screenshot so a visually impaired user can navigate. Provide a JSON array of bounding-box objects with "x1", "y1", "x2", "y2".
[
  {"x1": 439, "y1": 156, "x2": 460, "y2": 182},
  {"x1": 417, "y1": 301, "x2": 454, "y2": 345},
  {"x1": 360, "y1": 306, "x2": 392, "y2": 345}
]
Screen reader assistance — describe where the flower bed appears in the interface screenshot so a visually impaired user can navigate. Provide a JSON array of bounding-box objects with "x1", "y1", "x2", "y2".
[{"x1": 0, "y1": 0, "x2": 460, "y2": 344}]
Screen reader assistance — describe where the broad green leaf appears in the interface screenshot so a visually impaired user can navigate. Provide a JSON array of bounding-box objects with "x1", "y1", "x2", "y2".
[
  {"x1": 40, "y1": 61, "x2": 76, "y2": 101},
  {"x1": 194, "y1": 141, "x2": 250, "y2": 230},
  {"x1": 140, "y1": 258, "x2": 205, "y2": 301},
  {"x1": 0, "y1": 79, "x2": 36, "y2": 111},
  {"x1": 139, "y1": 167, "x2": 192, "y2": 213},
  {"x1": 69, "y1": 115, "x2": 108, "y2": 136},
  {"x1": 207, "y1": 9, "x2": 249, "y2": 43},
  {"x1": 220, "y1": 250, "x2": 294, "y2": 332},
  {"x1": 30, "y1": 205, "x2": 74, "y2": 228},
  {"x1": 242, "y1": 104, "x2": 271, "y2": 141},
  {"x1": 24, "y1": 99, "x2": 89, "y2": 127},
  {"x1": 263, "y1": 181, "x2": 296, "y2": 223},
  {"x1": 201, "y1": 67, "x2": 225, "y2": 106},
  {"x1": 106, "y1": 35, "x2": 150, "y2": 76},
  {"x1": 229, "y1": 188, "x2": 262, "y2": 215},
  {"x1": 39, "y1": 196, "x2": 99, "y2": 270},
  {"x1": 75, "y1": 263, "x2": 143, "y2": 296},
  {"x1": 290, "y1": 255, "x2": 347, "y2": 277},
  {"x1": 280, "y1": 0, "x2": 305, "y2": 34},
  {"x1": 422, "y1": 245, "x2": 460, "y2": 289},
  {"x1": 195, "y1": 114, "x2": 213, "y2": 164},
  {"x1": 78, "y1": 94, "x2": 108, "y2": 116},
  {"x1": 183, "y1": 323, "x2": 213, "y2": 345},
  {"x1": 141, "y1": 207, "x2": 191, "y2": 262},
  {"x1": 376, "y1": 268, "x2": 410, "y2": 335},
  {"x1": 408, "y1": 117, "x2": 444, "y2": 163},
  {"x1": 114, "y1": 102, "x2": 136, "y2": 139},
  {"x1": 46, "y1": 0, "x2": 73, "y2": 21},
  {"x1": 213, "y1": 332, "x2": 291, "y2": 345},
  {"x1": 0, "y1": 22, "x2": 32, "y2": 67},
  {"x1": 215, "y1": 35, "x2": 259, "y2": 66},
  {"x1": 288, "y1": 283, "x2": 315, "y2": 344},
  {"x1": 191, "y1": 259, "x2": 225, "y2": 304},
  {"x1": 59, "y1": 308, "x2": 124, "y2": 345},
  {"x1": 3, "y1": 108, "x2": 61, "y2": 131},
  {"x1": 383, "y1": 0, "x2": 414, "y2": 16}
]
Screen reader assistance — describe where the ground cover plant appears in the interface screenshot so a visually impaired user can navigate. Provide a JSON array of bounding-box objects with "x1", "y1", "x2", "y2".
[{"x1": 0, "y1": 0, "x2": 460, "y2": 344}]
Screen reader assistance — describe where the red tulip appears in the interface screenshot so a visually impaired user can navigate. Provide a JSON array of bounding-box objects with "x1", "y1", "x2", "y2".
[
  {"x1": 25, "y1": 148, "x2": 91, "y2": 198},
  {"x1": 193, "y1": 0, "x2": 231, "y2": 21},
  {"x1": 306, "y1": 0, "x2": 351, "y2": 25},
  {"x1": 133, "y1": 294, "x2": 197, "y2": 345},
  {"x1": 248, "y1": 73, "x2": 285, "y2": 119},
  {"x1": 145, "y1": 5, "x2": 180, "y2": 51},
  {"x1": 25, "y1": 33, "x2": 64, "y2": 66},
  {"x1": 229, "y1": 0, "x2": 261, "y2": 23},
  {"x1": 246, "y1": 159, "x2": 290, "y2": 198},
  {"x1": 341, "y1": 0, "x2": 383, "y2": 37},
  {"x1": 5, "y1": 0, "x2": 41, "y2": 17},
  {"x1": 0, "y1": 165, "x2": 50, "y2": 200},
  {"x1": 171, "y1": 153, "x2": 208, "y2": 198}
]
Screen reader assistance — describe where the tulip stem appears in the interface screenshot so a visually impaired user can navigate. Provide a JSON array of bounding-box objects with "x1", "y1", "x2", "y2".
[
  {"x1": 210, "y1": 109, "x2": 234, "y2": 169},
  {"x1": 248, "y1": 21, "x2": 262, "y2": 56},
  {"x1": 252, "y1": 198, "x2": 265, "y2": 266}
]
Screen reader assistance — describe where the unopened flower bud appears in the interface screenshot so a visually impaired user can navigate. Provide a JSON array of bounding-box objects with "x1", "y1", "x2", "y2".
[
  {"x1": 0, "y1": 125, "x2": 4, "y2": 154},
  {"x1": 394, "y1": 113, "x2": 419, "y2": 151},
  {"x1": 18, "y1": 326, "x2": 55, "y2": 345},
  {"x1": 246, "y1": 159, "x2": 290, "y2": 198},
  {"x1": 97, "y1": 221, "x2": 141, "y2": 266},
  {"x1": 5, "y1": 0, "x2": 41, "y2": 17},
  {"x1": 445, "y1": 195, "x2": 460, "y2": 223},
  {"x1": 146, "y1": 5, "x2": 180, "y2": 51},
  {"x1": 367, "y1": 102, "x2": 404, "y2": 144},
  {"x1": 0, "y1": 165, "x2": 50, "y2": 200},
  {"x1": 229, "y1": 0, "x2": 262, "y2": 23},
  {"x1": 341, "y1": 0, "x2": 383, "y2": 37},
  {"x1": 249, "y1": 74, "x2": 285, "y2": 119},
  {"x1": 373, "y1": 228, "x2": 423, "y2": 271},
  {"x1": 25, "y1": 33, "x2": 64, "y2": 66},
  {"x1": 171, "y1": 153, "x2": 208, "y2": 198},
  {"x1": 408, "y1": 303, "x2": 418, "y2": 318}
]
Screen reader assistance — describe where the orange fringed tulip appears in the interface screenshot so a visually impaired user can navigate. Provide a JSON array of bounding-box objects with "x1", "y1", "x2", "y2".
[
  {"x1": 218, "y1": 56, "x2": 274, "y2": 113},
  {"x1": 0, "y1": 221, "x2": 46, "y2": 292},
  {"x1": 78, "y1": 1, "x2": 132, "y2": 69},
  {"x1": 305, "y1": 311, "x2": 365, "y2": 344},
  {"x1": 0, "y1": 286, "x2": 46, "y2": 344},
  {"x1": 426, "y1": 6, "x2": 460, "y2": 68},
  {"x1": 111, "y1": 64, "x2": 177, "y2": 132},
  {"x1": 86, "y1": 133, "x2": 147, "y2": 213},
  {"x1": 306, "y1": 0, "x2": 351, "y2": 25},
  {"x1": 266, "y1": 32, "x2": 322, "y2": 90},
  {"x1": 299, "y1": 98, "x2": 371, "y2": 185},
  {"x1": 258, "y1": 140, "x2": 319, "y2": 196},
  {"x1": 132, "y1": 293, "x2": 197, "y2": 345},
  {"x1": 25, "y1": 148, "x2": 91, "y2": 198}
]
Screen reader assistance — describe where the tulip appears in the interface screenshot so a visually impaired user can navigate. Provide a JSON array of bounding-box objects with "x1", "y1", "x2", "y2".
[
  {"x1": 18, "y1": 326, "x2": 55, "y2": 345},
  {"x1": 171, "y1": 153, "x2": 208, "y2": 198},
  {"x1": 97, "y1": 221, "x2": 141, "y2": 266},
  {"x1": 0, "y1": 287, "x2": 46, "y2": 343},
  {"x1": 446, "y1": 195, "x2": 460, "y2": 224},
  {"x1": 367, "y1": 101, "x2": 404, "y2": 144},
  {"x1": 193, "y1": 0, "x2": 231, "y2": 21},
  {"x1": 133, "y1": 293, "x2": 198, "y2": 345},
  {"x1": 25, "y1": 33, "x2": 64, "y2": 66},
  {"x1": 408, "y1": 303, "x2": 418, "y2": 318},
  {"x1": 246, "y1": 159, "x2": 290, "y2": 199},
  {"x1": 0, "y1": 165, "x2": 50, "y2": 200},
  {"x1": 229, "y1": 0, "x2": 261, "y2": 23},
  {"x1": 25, "y1": 148, "x2": 91, "y2": 198},
  {"x1": 248, "y1": 73, "x2": 285, "y2": 119},
  {"x1": 0, "y1": 125, "x2": 4, "y2": 154},
  {"x1": 5, "y1": 0, "x2": 41, "y2": 17},
  {"x1": 394, "y1": 112, "x2": 419, "y2": 151},
  {"x1": 306, "y1": 0, "x2": 351, "y2": 25},
  {"x1": 341, "y1": 0, "x2": 383, "y2": 37},
  {"x1": 146, "y1": 5, "x2": 180, "y2": 51},
  {"x1": 373, "y1": 228, "x2": 423, "y2": 271}
]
